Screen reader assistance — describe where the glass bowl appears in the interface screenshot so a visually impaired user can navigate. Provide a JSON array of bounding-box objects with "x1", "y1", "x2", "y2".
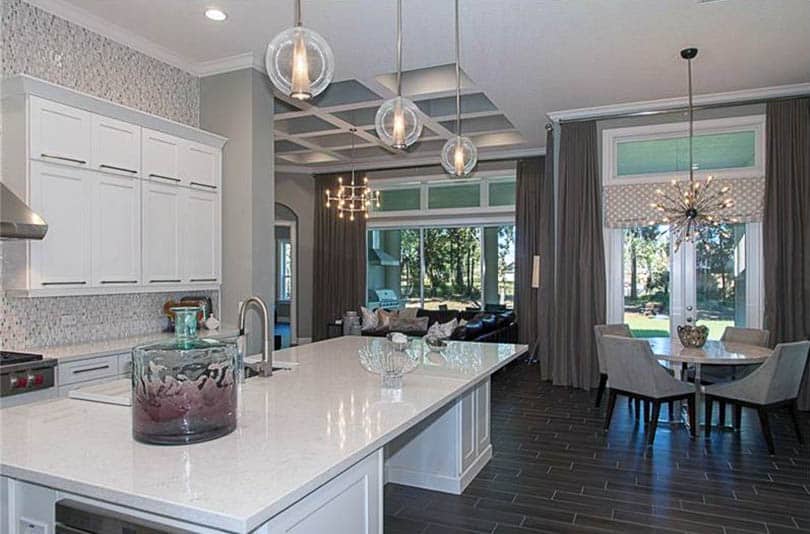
[{"x1": 358, "y1": 339, "x2": 420, "y2": 389}]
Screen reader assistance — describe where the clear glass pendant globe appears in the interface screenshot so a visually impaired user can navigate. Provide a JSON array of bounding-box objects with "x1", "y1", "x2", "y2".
[
  {"x1": 441, "y1": 135, "x2": 478, "y2": 176},
  {"x1": 375, "y1": 96, "x2": 423, "y2": 149},
  {"x1": 265, "y1": 26, "x2": 334, "y2": 100}
]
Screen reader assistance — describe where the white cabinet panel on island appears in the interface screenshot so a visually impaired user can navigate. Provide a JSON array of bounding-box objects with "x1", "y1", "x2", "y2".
[
  {"x1": 92, "y1": 172, "x2": 141, "y2": 286},
  {"x1": 29, "y1": 162, "x2": 93, "y2": 288},
  {"x1": 29, "y1": 95, "x2": 91, "y2": 168},
  {"x1": 91, "y1": 113, "x2": 141, "y2": 176}
]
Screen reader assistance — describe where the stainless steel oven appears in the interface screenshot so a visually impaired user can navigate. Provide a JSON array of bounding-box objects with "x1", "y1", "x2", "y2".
[
  {"x1": 0, "y1": 351, "x2": 56, "y2": 398},
  {"x1": 55, "y1": 499, "x2": 193, "y2": 534}
]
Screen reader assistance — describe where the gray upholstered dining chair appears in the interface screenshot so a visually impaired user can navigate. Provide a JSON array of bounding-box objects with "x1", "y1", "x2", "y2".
[
  {"x1": 704, "y1": 340, "x2": 809, "y2": 455},
  {"x1": 701, "y1": 326, "x2": 770, "y2": 426},
  {"x1": 601, "y1": 335, "x2": 696, "y2": 445},
  {"x1": 593, "y1": 324, "x2": 632, "y2": 407}
]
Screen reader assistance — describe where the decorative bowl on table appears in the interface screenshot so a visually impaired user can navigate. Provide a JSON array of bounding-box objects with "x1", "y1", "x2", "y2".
[
  {"x1": 359, "y1": 337, "x2": 420, "y2": 389},
  {"x1": 677, "y1": 324, "x2": 709, "y2": 348},
  {"x1": 132, "y1": 307, "x2": 239, "y2": 445},
  {"x1": 422, "y1": 334, "x2": 448, "y2": 352}
]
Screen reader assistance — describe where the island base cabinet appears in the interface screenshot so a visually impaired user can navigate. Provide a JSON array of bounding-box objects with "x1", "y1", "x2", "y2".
[
  {"x1": 384, "y1": 378, "x2": 492, "y2": 495},
  {"x1": 258, "y1": 449, "x2": 383, "y2": 534}
]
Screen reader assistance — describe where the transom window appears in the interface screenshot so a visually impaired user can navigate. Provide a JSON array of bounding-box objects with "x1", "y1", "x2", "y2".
[{"x1": 603, "y1": 115, "x2": 765, "y2": 185}]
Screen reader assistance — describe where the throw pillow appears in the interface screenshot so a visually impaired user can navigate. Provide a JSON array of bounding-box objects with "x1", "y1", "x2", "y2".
[
  {"x1": 377, "y1": 308, "x2": 396, "y2": 328},
  {"x1": 398, "y1": 307, "x2": 418, "y2": 320},
  {"x1": 390, "y1": 316, "x2": 429, "y2": 334},
  {"x1": 427, "y1": 318, "x2": 458, "y2": 339},
  {"x1": 360, "y1": 306, "x2": 378, "y2": 331}
]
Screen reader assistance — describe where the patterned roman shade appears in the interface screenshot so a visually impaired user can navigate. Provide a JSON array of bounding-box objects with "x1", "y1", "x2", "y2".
[{"x1": 602, "y1": 176, "x2": 765, "y2": 228}]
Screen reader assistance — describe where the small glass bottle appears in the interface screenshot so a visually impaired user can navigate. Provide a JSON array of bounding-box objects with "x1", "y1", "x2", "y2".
[{"x1": 132, "y1": 307, "x2": 238, "y2": 445}]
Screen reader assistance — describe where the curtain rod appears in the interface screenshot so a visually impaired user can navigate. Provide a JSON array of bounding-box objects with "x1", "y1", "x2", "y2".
[{"x1": 551, "y1": 93, "x2": 810, "y2": 125}]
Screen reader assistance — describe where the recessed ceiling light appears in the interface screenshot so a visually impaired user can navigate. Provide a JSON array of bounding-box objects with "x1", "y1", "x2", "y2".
[{"x1": 205, "y1": 8, "x2": 227, "y2": 21}]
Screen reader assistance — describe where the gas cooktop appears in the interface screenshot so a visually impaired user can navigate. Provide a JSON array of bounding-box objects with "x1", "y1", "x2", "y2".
[{"x1": 0, "y1": 350, "x2": 44, "y2": 366}]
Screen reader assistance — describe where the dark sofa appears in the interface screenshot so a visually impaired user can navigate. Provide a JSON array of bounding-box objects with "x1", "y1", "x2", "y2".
[{"x1": 362, "y1": 308, "x2": 517, "y2": 344}]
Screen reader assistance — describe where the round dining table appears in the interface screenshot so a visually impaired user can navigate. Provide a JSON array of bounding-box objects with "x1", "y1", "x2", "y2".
[{"x1": 645, "y1": 337, "x2": 773, "y2": 429}]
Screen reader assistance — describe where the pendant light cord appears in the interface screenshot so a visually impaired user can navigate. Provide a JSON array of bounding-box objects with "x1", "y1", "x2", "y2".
[
  {"x1": 295, "y1": 0, "x2": 302, "y2": 26},
  {"x1": 350, "y1": 128, "x2": 357, "y2": 183},
  {"x1": 396, "y1": 0, "x2": 402, "y2": 97},
  {"x1": 454, "y1": 0, "x2": 461, "y2": 137},
  {"x1": 687, "y1": 55, "x2": 693, "y2": 184}
]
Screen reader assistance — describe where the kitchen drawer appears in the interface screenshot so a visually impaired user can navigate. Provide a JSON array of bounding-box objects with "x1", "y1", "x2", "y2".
[{"x1": 58, "y1": 355, "x2": 119, "y2": 386}]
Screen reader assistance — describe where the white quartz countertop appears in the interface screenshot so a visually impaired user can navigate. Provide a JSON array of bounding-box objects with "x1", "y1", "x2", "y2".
[
  {"x1": 0, "y1": 337, "x2": 527, "y2": 533},
  {"x1": 3, "y1": 327, "x2": 240, "y2": 362}
]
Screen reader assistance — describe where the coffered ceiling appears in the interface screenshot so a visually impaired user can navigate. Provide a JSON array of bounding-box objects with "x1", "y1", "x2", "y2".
[{"x1": 24, "y1": 0, "x2": 810, "y2": 171}]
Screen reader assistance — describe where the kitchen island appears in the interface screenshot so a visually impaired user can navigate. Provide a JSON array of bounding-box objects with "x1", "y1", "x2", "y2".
[{"x1": 1, "y1": 336, "x2": 527, "y2": 533}]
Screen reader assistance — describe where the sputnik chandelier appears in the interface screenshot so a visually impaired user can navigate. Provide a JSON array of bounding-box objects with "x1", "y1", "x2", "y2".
[
  {"x1": 650, "y1": 48, "x2": 734, "y2": 251},
  {"x1": 324, "y1": 129, "x2": 380, "y2": 221}
]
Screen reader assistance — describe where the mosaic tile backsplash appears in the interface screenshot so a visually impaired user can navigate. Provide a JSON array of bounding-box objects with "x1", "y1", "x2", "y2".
[
  {"x1": 2, "y1": 0, "x2": 200, "y2": 126},
  {"x1": 0, "y1": 291, "x2": 219, "y2": 349}
]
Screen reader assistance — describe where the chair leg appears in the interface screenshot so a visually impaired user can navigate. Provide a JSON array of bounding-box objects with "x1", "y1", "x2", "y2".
[
  {"x1": 604, "y1": 390, "x2": 618, "y2": 431},
  {"x1": 634, "y1": 398, "x2": 641, "y2": 420},
  {"x1": 733, "y1": 404, "x2": 742, "y2": 430},
  {"x1": 688, "y1": 395, "x2": 697, "y2": 439},
  {"x1": 719, "y1": 401, "x2": 727, "y2": 427},
  {"x1": 704, "y1": 396, "x2": 714, "y2": 436},
  {"x1": 643, "y1": 400, "x2": 650, "y2": 423},
  {"x1": 756, "y1": 407, "x2": 776, "y2": 455},
  {"x1": 668, "y1": 401, "x2": 675, "y2": 420},
  {"x1": 647, "y1": 401, "x2": 661, "y2": 446},
  {"x1": 627, "y1": 396, "x2": 633, "y2": 411},
  {"x1": 789, "y1": 401, "x2": 804, "y2": 444},
  {"x1": 595, "y1": 373, "x2": 607, "y2": 407}
]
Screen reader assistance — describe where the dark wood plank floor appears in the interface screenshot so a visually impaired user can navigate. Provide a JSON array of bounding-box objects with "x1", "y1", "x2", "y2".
[{"x1": 384, "y1": 360, "x2": 810, "y2": 534}]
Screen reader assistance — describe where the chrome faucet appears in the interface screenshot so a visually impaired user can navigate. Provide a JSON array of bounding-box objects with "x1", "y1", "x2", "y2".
[{"x1": 237, "y1": 296, "x2": 272, "y2": 378}]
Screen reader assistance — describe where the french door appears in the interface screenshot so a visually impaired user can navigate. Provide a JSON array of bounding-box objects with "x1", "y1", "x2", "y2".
[{"x1": 606, "y1": 223, "x2": 763, "y2": 340}]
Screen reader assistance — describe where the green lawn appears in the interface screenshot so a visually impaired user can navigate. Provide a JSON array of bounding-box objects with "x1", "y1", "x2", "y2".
[{"x1": 625, "y1": 312, "x2": 733, "y2": 340}]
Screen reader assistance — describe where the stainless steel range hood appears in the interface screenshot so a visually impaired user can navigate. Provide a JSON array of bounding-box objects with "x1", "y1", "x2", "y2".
[{"x1": 0, "y1": 183, "x2": 48, "y2": 240}]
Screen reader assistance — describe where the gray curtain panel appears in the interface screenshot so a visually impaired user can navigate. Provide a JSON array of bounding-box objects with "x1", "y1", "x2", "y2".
[
  {"x1": 514, "y1": 133, "x2": 555, "y2": 377},
  {"x1": 552, "y1": 121, "x2": 606, "y2": 390},
  {"x1": 312, "y1": 174, "x2": 367, "y2": 341},
  {"x1": 763, "y1": 98, "x2": 810, "y2": 410}
]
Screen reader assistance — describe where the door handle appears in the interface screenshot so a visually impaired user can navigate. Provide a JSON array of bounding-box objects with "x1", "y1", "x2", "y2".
[
  {"x1": 100, "y1": 164, "x2": 137, "y2": 174},
  {"x1": 148, "y1": 173, "x2": 180, "y2": 183},
  {"x1": 41, "y1": 153, "x2": 87, "y2": 165}
]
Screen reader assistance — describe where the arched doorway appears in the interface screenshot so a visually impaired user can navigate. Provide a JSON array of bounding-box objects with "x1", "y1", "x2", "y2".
[{"x1": 276, "y1": 203, "x2": 298, "y2": 347}]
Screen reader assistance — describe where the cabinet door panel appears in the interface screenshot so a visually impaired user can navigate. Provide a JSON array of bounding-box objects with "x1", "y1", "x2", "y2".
[
  {"x1": 475, "y1": 380, "x2": 491, "y2": 456},
  {"x1": 459, "y1": 388, "x2": 476, "y2": 473},
  {"x1": 93, "y1": 174, "x2": 141, "y2": 286},
  {"x1": 142, "y1": 181, "x2": 182, "y2": 284},
  {"x1": 142, "y1": 128, "x2": 182, "y2": 184},
  {"x1": 29, "y1": 162, "x2": 92, "y2": 287},
  {"x1": 92, "y1": 114, "x2": 141, "y2": 176},
  {"x1": 182, "y1": 142, "x2": 219, "y2": 189},
  {"x1": 30, "y1": 96, "x2": 91, "y2": 167},
  {"x1": 184, "y1": 188, "x2": 219, "y2": 283}
]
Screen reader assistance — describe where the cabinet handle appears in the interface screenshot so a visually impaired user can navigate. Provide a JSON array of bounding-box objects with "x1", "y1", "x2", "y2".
[
  {"x1": 189, "y1": 181, "x2": 217, "y2": 190},
  {"x1": 41, "y1": 281, "x2": 87, "y2": 286},
  {"x1": 190, "y1": 278, "x2": 217, "y2": 282},
  {"x1": 100, "y1": 280, "x2": 138, "y2": 284},
  {"x1": 149, "y1": 279, "x2": 181, "y2": 283},
  {"x1": 100, "y1": 164, "x2": 137, "y2": 174},
  {"x1": 72, "y1": 364, "x2": 110, "y2": 375},
  {"x1": 148, "y1": 173, "x2": 180, "y2": 183},
  {"x1": 41, "y1": 153, "x2": 87, "y2": 165}
]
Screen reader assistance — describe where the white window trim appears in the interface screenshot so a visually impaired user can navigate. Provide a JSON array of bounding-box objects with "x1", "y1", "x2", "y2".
[{"x1": 602, "y1": 115, "x2": 766, "y2": 186}]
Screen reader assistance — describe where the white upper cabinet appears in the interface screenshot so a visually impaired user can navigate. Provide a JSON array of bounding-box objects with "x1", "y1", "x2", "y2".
[
  {"x1": 29, "y1": 162, "x2": 93, "y2": 288},
  {"x1": 142, "y1": 128, "x2": 182, "y2": 185},
  {"x1": 142, "y1": 180, "x2": 183, "y2": 285},
  {"x1": 184, "y1": 188, "x2": 220, "y2": 283},
  {"x1": 181, "y1": 142, "x2": 219, "y2": 189},
  {"x1": 91, "y1": 114, "x2": 141, "y2": 176},
  {"x1": 29, "y1": 96, "x2": 91, "y2": 167},
  {"x1": 93, "y1": 173, "x2": 141, "y2": 286}
]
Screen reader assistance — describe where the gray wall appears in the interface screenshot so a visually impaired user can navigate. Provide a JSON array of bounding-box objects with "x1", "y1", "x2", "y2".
[
  {"x1": 275, "y1": 172, "x2": 315, "y2": 340},
  {"x1": 200, "y1": 69, "x2": 275, "y2": 353}
]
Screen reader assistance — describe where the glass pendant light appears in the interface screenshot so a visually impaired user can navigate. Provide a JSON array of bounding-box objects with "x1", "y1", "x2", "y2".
[
  {"x1": 441, "y1": 0, "x2": 477, "y2": 176},
  {"x1": 266, "y1": 0, "x2": 334, "y2": 100},
  {"x1": 375, "y1": 0, "x2": 423, "y2": 149}
]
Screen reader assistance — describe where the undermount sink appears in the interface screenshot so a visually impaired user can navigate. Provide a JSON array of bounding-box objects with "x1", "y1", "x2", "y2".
[{"x1": 243, "y1": 365, "x2": 291, "y2": 378}]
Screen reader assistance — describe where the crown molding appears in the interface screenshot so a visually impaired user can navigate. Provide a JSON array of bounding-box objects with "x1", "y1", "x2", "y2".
[
  {"x1": 547, "y1": 82, "x2": 810, "y2": 122},
  {"x1": 196, "y1": 52, "x2": 265, "y2": 77},
  {"x1": 24, "y1": 0, "x2": 198, "y2": 75}
]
